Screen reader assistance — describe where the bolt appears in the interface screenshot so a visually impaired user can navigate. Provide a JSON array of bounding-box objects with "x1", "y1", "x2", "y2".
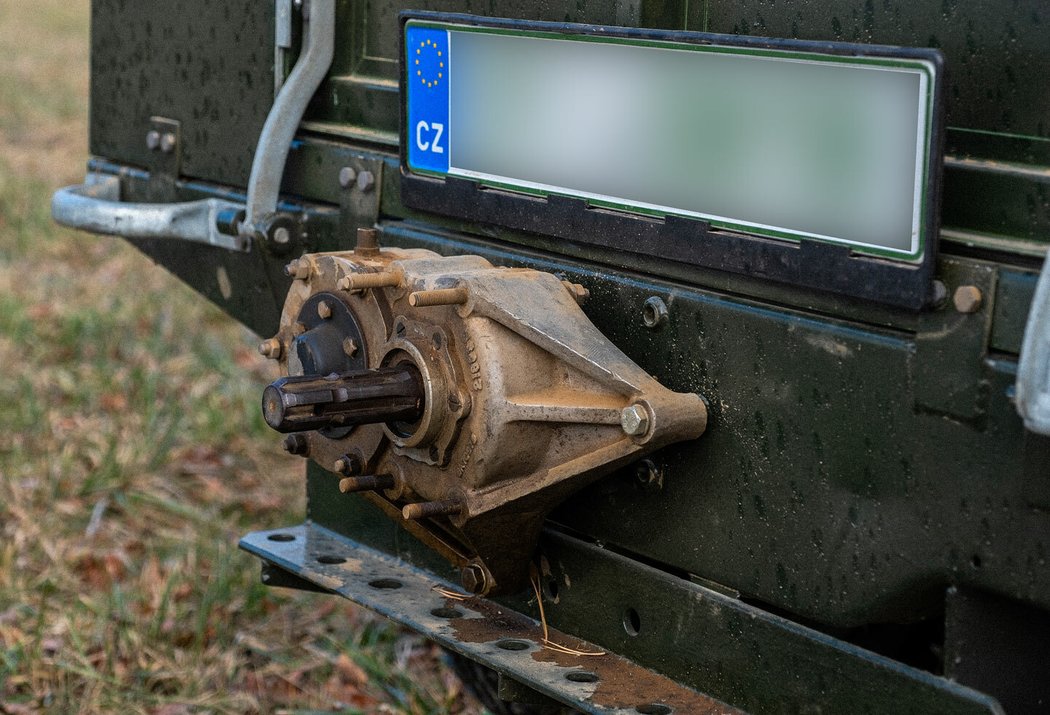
[
  {"x1": 159, "y1": 132, "x2": 177, "y2": 154},
  {"x1": 334, "y1": 454, "x2": 363, "y2": 476},
  {"x1": 341, "y1": 337, "x2": 358, "y2": 357},
  {"x1": 561, "y1": 281, "x2": 590, "y2": 305},
  {"x1": 953, "y1": 285, "x2": 983, "y2": 314},
  {"x1": 339, "y1": 271, "x2": 400, "y2": 291},
  {"x1": 145, "y1": 130, "x2": 161, "y2": 151},
  {"x1": 642, "y1": 296, "x2": 669, "y2": 329},
  {"x1": 402, "y1": 499, "x2": 463, "y2": 521},
  {"x1": 338, "y1": 166, "x2": 357, "y2": 188},
  {"x1": 272, "y1": 226, "x2": 290, "y2": 245},
  {"x1": 284, "y1": 259, "x2": 310, "y2": 280},
  {"x1": 408, "y1": 287, "x2": 469, "y2": 307},
  {"x1": 460, "y1": 563, "x2": 488, "y2": 594},
  {"x1": 258, "y1": 338, "x2": 282, "y2": 359},
  {"x1": 356, "y1": 170, "x2": 375, "y2": 193},
  {"x1": 620, "y1": 404, "x2": 650, "y2": 437},
  {"x1": 339, "y1": 474, "x2": 396, "y2": 494},
  {"x1": 317, "y1": 300, "x2": 332, "y2": 320},
  {"x1": 282, "y1": 433, "x2": 309, "y2": 456}
]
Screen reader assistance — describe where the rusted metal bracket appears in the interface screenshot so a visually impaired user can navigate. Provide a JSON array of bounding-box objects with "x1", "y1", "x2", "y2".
[
  {"x1": 337, "y1": 154, "x2": 384, "y2": 236},
  {"x1": 240, "y1": 523, "x2": 740, "y2": 715},
  {"x1": 911, "y1": 257, "x2": 998, "y2": 423}
]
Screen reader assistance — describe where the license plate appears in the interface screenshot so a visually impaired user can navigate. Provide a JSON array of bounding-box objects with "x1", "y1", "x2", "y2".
[{"x1": 403, "y1": 18, "x2": 939, "y2": 262}]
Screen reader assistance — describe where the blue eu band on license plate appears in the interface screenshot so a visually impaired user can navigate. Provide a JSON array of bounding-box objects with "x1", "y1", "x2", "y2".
[
  {"x1": 406, "y1": 26, "x2": 451, "y2": 175},
  {"x1": 404, "y1": 20, "x2": 938, "y2": 262}
]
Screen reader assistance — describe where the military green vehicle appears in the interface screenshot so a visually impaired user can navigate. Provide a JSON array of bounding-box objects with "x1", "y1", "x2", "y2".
[{"x1": 54, "y1": 1, "x2": 1050, "y2": 712}]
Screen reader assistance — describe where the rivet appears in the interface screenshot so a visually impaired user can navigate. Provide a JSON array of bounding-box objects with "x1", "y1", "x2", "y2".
[
  {"x1": 145, "y1": 130, "x2": 161, "y2": 151},
  {"x1": 159, "y1": 132, "x2": 177, "y2": 154},
  {"x1": 338, "y1": 166, "x2": 356, "y2": 188},
  {"x1": 356, "y1": 170, "x2": 375, "y2": 193}
]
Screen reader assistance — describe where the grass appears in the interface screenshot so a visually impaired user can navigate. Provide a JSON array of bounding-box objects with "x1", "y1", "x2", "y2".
[{"x1": 0, "y1": 2, "x2": 483, "y2": 712}]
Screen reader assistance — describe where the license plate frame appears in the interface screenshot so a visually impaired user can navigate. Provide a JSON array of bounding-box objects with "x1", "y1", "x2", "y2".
[{"x1": 399, "y1": 12, "x2": 945, "y2": 309}]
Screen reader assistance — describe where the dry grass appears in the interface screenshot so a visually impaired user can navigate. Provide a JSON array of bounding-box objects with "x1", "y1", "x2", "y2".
[{"x1": 0, "y1": 2, "x2": 482, "y2": 712}]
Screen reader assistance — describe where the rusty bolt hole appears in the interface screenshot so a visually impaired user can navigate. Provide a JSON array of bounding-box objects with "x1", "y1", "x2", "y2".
[
  {"x1": 565, "y1": 671, "x2": 599, "y2": 683},
  {"x1": 623, "y1": 607, "x2": 641, "y2": 636},
  {"x1": 636, "y1": 705, "x2": 673, "y2": 714},
  {"x1": 431, "y1": 607, "x2": 463, "y2": 619},
  {"x1": 267, "y1": 533, "x2": 296, "y2": 542},
  {"x1": 317, "y1": 555, "x2": 346, "y2": 565},
  {"x1": 496, "y1": 639, "x2": 531, "y2": 652},
  {"x1": 368, "y1": 578, "x2": 403, "y2": 590}
]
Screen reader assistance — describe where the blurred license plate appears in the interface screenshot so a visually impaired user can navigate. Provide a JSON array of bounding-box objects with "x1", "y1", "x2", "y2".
[{"x1": 403, "y1": 18, "x2": 938, "y2": 262}]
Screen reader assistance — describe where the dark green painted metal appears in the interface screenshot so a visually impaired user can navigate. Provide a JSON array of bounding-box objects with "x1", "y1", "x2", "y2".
[
  {"x1": 991, "y1": 269, "x2": 1039, "y2": 355},
  {"x1": 88, "y1": 1, "x2": 1050, "y2": 253},
  {"x1": 90, "y1": 0, "x2": 276, "y2": 188},
  {"x1": 83, "y1": 0, "x2": 1050, "y2": 710},
  {"x1": 699, "y1": 1, "x2": 1050, "y2": 140}
]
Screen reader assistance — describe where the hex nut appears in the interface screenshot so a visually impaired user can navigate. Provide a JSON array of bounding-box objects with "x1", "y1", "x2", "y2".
[
  {"x1": 461, "y1": 564, "x2": 488, "y2": 594},
  {"x1": 953, "y1": 285, "x2": 983, "y2": 314},
  {"x1": 338, "y1": 166, "x2": 356, "y2": 188},
  {"x1": 341, "y1": 337, "x2": 358, "y2": 357},
  {"x1": 317, "y1": 300, "x2": 332, "y2": 320},
  {"x1": 334, "y1": 454, "x2": 363, "y2": 476},
  {"x1": 620, "y1": 404, "x2": 650, "y2": 436},
  {"x1": 145, "y1": 130, "x2": 161, "y2": 151},
  {"x1": 272, "y1": 226, "x2": 291, "y2": 245},
  {"x1": 282, "y1": 433, "x2": 309, "y2": 456},
  {"x1": 642, "y1": 296, "x2": 669, "y2": 329},
  {"x1": 562, "y1": 281, "x2": 590, "y2": 305}
]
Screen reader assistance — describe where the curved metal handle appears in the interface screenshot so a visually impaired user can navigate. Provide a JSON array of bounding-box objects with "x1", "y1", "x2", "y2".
[
  {"x1": 52, "y1": 175, "x2": 248, "y2": 252},
  {"x1": 242, "y1": 0, "x2": 335, "y2": 236},
  {"x1": 53, "y1": 0, "x2": 337, "y2": 249},
  {"x1": 1018, "y1": 253, "x2": 1050, "y2": 435}
]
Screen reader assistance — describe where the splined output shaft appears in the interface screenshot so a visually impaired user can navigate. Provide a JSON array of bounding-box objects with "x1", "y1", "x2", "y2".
[{"x1": 262, "y1": 365, "x2": 424, "y2": 433}]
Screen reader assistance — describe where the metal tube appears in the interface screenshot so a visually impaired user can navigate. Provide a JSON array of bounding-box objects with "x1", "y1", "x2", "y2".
[{"x1": 241, "y1": 0, "x2": 336, "y2": 235}]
